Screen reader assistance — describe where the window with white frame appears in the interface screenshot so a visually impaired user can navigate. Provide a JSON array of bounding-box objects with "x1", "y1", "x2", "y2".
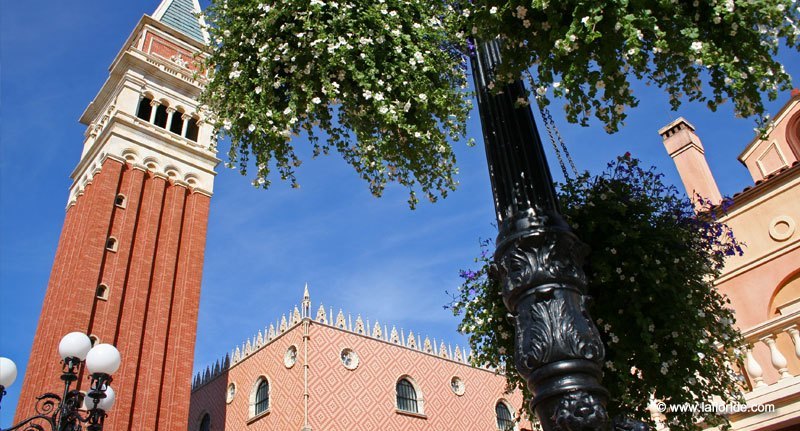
[
  {"x1": 250, "y1": 377, "x2": 270, "y2": 417},
  {"x1": 396, "y1": 377, "x2": 423, "y2": 414},
  {"x1": 495, "y1": 401, "x2": 515, "y2": 431}
]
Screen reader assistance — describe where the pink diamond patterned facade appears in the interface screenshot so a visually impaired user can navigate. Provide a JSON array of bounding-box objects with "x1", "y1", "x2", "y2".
[{"x1": 188, "y1": 290, "x2": 539, "y2": 431}]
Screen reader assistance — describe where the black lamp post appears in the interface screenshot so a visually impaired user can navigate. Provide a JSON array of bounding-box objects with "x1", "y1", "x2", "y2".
[
  {"x1": 470, "y1": 39, "x2": 647, "y2": 431},
  {"x1": 0, "y1": 333, "x2": 120, "y2": 431}
]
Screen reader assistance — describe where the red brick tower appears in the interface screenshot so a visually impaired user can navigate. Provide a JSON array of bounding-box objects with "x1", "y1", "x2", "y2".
[{"x1": 15, "y1": 1, "x2": 217, "y2": 430}]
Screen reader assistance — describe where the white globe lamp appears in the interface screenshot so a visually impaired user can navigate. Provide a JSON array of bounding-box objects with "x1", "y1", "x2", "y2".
[
  {"x1": 85, "y1": 344, "x2": 121, "y2": 375},
  {"x1": 0, "y1": 357, "x2": 17, "y2": 388},
  {"x1": 58, "y1": 332, "x2": 93, "y2": 361},
  {"x1": 97, "y1": 386, "x2": 116, "y2": 412}
]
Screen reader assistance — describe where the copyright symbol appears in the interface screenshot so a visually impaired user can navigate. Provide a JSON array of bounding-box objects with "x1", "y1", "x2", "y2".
[{"x1": 656, "y1": 401, "x2": 667, "y2": 413}]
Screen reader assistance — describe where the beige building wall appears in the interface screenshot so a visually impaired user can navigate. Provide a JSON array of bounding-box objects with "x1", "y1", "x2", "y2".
[{"x1": 662, "y1": 91, "x2": 800, "y2": 431}]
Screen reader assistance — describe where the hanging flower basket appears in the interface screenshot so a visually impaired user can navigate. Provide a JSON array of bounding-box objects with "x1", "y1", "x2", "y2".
[{"x1": 450, "y1": 155, "x2": 745, "y2": 430}]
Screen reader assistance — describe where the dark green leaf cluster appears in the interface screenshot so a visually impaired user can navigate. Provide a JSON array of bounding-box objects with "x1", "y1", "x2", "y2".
[{"x1": 449, "y1": 155, "x2": 745, "y2": 430}]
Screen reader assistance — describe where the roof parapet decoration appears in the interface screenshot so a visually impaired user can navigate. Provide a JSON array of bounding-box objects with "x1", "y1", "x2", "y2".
[
  {"x1": 152, "y1": 0, "x2": 209, "y2": 44},
  {"x1": 191, "y1": 286, "x2": 485, "y2": 391}
]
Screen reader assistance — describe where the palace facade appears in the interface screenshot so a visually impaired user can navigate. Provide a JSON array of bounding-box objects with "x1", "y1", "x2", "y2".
[{"x1": 659, "y1": 90, "x2": 800, "y2": 430}]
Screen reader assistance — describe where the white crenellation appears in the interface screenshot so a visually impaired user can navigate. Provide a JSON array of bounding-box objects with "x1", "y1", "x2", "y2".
[
  {"x1": 195, "y1": 287, "x2": 487, "y2": 391},
  {"x1": 316, "y1": 305, "x2": 327, "y2": 323},
  {"x1": 354, "y1": 315, "x2": 365, "y2": 335},
  {"x1": 372, "y1": 321, "x2": 382, "y2": 339},
  {"x1": 423, "y1": 337, "x2": 433, "y2": 354},
  {"x1": 336, "y1": 310, "x2": 346, "y2": 329},
  {"x1": 406, "y1": 331, "x2": 416, "y2": 349}
]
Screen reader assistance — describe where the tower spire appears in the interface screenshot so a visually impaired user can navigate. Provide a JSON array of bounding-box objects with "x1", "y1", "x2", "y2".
[
  {"x1": 302, "y1": 283, "x2": 311, "y2": 318},
  {"x1": 152, "y1": 0, "x2": 208, "y2": 43}
]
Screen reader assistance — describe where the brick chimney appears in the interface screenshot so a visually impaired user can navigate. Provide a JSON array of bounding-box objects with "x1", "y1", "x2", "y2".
[{"x1": 659, "y1": 117, "x2": 722, "y2": 210}]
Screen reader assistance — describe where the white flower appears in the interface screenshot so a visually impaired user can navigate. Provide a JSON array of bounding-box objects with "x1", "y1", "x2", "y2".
[
  {"x1": 229, "y1": 70, "x2": 242, "y2": 79},
  {"x1": 255, "y1": 86, "x2": 262, "y2": 94},
  {"x1": 374, "y1": 92, "x2": 384, "y2": 101},
  {"x1": 498, "y1": 346, "x2": 506, "y2": 354},
  {"x1": 378, "y1": 106, "x2": 389, "y2": 114},
  {"x1": 489, "y1": 6, "x2": 498, "y2": 14},
  {"x1": 248, "y1": 124, "x2": 256, "y2": 132},
  {"x1": 283, "y1": 107, "x2": 292, "y2": 115},
  {"x1": 418, "y1": 93, "x2": 427, "y2": 102},
  {"x1": 581, "y1": 16, "x2": 590, "y2": 26},
  {"x1": 223, "y1": 119, "x2": 232, "y2": 130},
  {"x1": 536, "y1": 86, "x2": 547, "y2": 95},
  {"x1": 516, "y1": 5, "x2": 527, "y2": 19},
  {"x1": 690, "y1": 41, "x2": 703, "y2": 52},
  {"x1": 312, "y1": 97, "x2": 321, "y2": 104},
  {"x1": 363, "y1": 90, "x2": 373, "y2": 100}
]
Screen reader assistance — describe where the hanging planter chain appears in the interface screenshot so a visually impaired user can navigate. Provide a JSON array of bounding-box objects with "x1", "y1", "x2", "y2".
[{"x1": 540, "y1": 104, "x2": 578, "y2": 178}]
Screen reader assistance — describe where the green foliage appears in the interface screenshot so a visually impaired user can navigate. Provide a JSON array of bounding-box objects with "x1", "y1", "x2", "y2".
[
  {"x1": 201, "y1": 0, "x2": 797, "y2": 205},
  {"x1": 450, "y1": 155, "x2": 746, "y2": 430},
  {"x1": 466, "y1": 0, "x2": 799, "y2": 132},
  {"x1": 201, "y1": 0, "x2": 472, "y2": 207}
]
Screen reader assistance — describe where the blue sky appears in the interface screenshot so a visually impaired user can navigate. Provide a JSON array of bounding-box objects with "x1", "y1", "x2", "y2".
[{"x1": 0, "y1": 0, "x2": 798, "y2": 425}]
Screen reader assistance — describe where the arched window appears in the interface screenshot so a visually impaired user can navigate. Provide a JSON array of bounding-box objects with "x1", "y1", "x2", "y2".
[
  {"x1": 396, "y1": 378, "x2": 418, "y2": 413},
  {"x1": 105, "y1": 237, "x2": 118, "y2": 252},
  {"x1": 496, "y1": 401, "x2": 515, "y2": 431},
  {"x1": 185, "y1": 117, "x2": 200, "y2": 142},
  {"x1": 136, "y1": 97, "x2": 153, "y2": 121},
  {"x1": 115, "y1": 194, "x2": 127, "y2": 208},
  {"x1": 199, "y1": 413, "x2": 210, "y2": 431},
  {"x1": 153, "y1": 104, "x2": 168, "y2": 128},
  {"x1": 96, "y1": 284, "x2": 109, "y2": 300},
  {"x1": 253, "y1": 379, "x2": 269, "y2": 416},
  {"x1": 169, "y1": 111, "x2": 184, "y2": 135}
]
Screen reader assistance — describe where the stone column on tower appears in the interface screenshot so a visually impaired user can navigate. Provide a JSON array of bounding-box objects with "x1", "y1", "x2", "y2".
[{"x1": 15, "y1": 1, "x2": 218, "y2": 431}]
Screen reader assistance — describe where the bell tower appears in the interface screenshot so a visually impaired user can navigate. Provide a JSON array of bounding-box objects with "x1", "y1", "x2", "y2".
[{"x1": 16, "y1": 1, "x2": 217, "y2": 430}]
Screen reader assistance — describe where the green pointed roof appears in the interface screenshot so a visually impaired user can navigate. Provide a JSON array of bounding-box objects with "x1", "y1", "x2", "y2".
[{"x1": 153, "y1": 0, "x2": 206, "y2": 43}]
